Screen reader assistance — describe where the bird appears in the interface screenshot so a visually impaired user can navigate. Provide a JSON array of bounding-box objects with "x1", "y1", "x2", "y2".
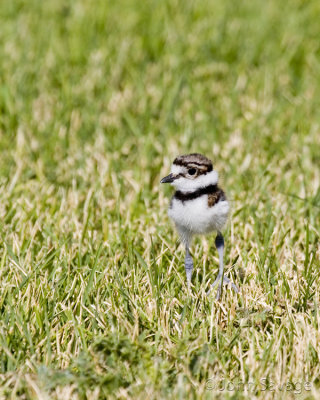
[{"x1": 160, "y1": 153, "x2": 238, "y2": 300}]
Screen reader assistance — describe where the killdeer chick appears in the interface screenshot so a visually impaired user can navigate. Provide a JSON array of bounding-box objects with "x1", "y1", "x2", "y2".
[{"x1": 161, "y1": 153, "x2": 238, "y2": 300}]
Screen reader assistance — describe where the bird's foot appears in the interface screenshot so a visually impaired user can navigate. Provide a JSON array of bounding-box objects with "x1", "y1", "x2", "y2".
[{"x1": 207, "y1": 275, "x2": 239, "y2": 300}]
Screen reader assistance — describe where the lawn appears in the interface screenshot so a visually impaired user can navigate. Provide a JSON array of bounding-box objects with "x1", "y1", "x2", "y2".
[{"x1": 0, "y1": 0, "x2": 320, "y2": 398}]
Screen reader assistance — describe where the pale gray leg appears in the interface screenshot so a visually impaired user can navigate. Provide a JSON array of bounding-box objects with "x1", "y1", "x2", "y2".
[
  {"x1": 209, "y1": 233, "x2": 239, "y2": 299},
  {"x1": 185, "y1": 246, "x2": 193, "y2": 287}
]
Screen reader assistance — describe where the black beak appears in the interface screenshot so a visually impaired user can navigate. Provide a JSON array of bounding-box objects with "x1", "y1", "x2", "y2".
[{"x1": 160, "y1": 173, "x2": 176, "y2": 183}]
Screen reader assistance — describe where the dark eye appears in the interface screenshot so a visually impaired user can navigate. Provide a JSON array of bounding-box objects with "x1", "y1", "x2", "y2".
[{"x1": 188, "y1": 168, "x2": 196, "y2": 175}]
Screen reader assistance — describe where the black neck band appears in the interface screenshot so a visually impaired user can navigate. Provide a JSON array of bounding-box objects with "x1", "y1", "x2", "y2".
[{"x1": 174, "y1": 184, "x2": 219, "y2": 202}]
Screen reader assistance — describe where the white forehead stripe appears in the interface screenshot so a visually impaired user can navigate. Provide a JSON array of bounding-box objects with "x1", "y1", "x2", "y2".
[
  {"x1": 171, "y1": 169, "x2": 219, "y2": 191},
  {"x1": 171, "y1": 165, "x2": 185, "y2": 174}
]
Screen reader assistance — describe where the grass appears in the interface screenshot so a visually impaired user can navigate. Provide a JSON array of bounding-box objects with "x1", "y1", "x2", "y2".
[{"x1": 0, "y1": 0, "x2": 320, "y2": 398}]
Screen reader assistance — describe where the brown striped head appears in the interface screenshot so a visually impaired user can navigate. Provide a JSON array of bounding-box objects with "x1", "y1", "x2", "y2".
[
  {"x1": 173, "y1": 153, "x2": 213, "y2": 175},
  {"x1": 161, "y1": 153, "x2": 218, "y2": 191}
]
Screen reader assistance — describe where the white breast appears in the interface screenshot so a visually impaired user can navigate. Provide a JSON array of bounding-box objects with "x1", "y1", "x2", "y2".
[{"x1": 168, "y1": 195, "x2": 229, "y2": 238}]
